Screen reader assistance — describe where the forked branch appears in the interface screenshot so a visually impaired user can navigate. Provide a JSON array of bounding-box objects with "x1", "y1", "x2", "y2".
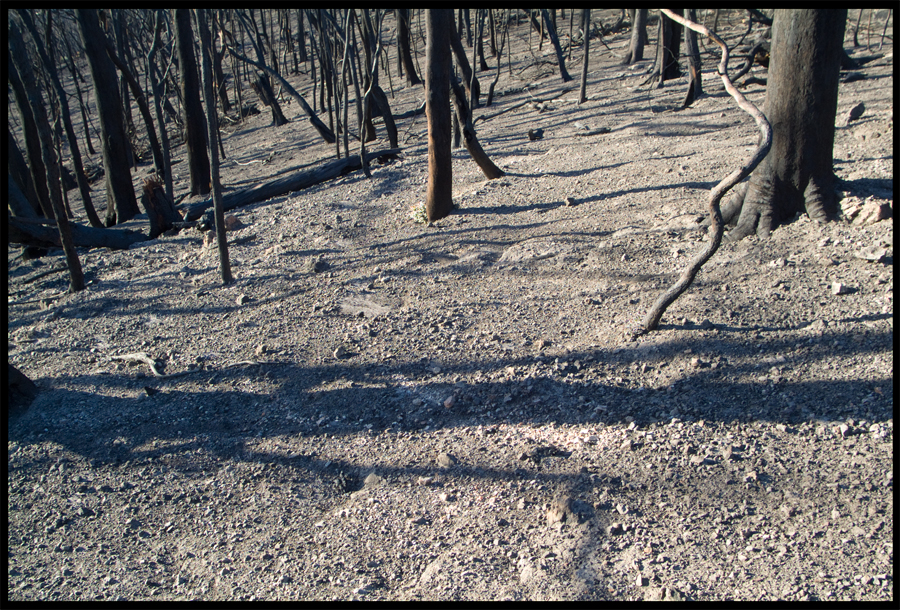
[{"x1": 634, "y1": 10, "x2": 772, "y2": 336}]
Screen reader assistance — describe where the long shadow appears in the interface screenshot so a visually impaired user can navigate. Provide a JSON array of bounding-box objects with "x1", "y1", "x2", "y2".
[{"x1": 9, "y1": 326, "x2": 892, "y2": 473}]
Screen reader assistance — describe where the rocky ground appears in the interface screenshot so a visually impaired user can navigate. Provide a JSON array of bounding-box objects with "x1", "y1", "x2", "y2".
[{"x1": 7, "y1": 11, "x2": 894, "y2": 602}]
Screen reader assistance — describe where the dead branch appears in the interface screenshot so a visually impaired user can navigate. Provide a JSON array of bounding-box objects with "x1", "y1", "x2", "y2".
[{"x1": 634, "y1": 10, "x2": 772, "y2": 336}]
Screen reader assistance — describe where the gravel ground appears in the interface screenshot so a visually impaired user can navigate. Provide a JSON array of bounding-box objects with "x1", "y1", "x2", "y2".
[{"x1": 7, "y1": 11, "x2": 893, "y2": 602}]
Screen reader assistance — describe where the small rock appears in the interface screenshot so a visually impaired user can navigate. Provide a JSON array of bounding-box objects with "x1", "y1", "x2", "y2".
[
  {"x1": 443, "y1": 395, "x2": 456, "y2": 409},
  {"x1": 608, "y1": 522, "x2": 624, "y2": 535},
  {"x1": 528, "y1": 128, "x2": 544, "y2": 141},
  {"x1": 854, "y1": 246, "x2": 888, "y2": 262},
  {"x1": 845, "y1": 102, "x2": 865, "y2": 123},
  {"x1": 831, "y1": 282, "x2": 851, "y2": 295},
  {"x1": 333, "y1": 345, "x2": 349, "y2": 359},
  {"x1": 636, "y1": 574, "x2": 647, "y2": 587},
  {"x1": 838, "y1": 423, "x2": 850, "y2": 437},
  {"x1": 436, "y1": 453, "x2": 456, "y2": 469},
  {"x1": 255, "y1": 344, "x2": 267, "y2": 357},
  {"x1": 852, "y1": 200, "x2": 892, "y2": 226},
  {"x1": 236, "y1": 294, "x2": 249, "y2": 305},
  {"x1": 363, "y1": 473, "x2": 383, "y2": 487},
  {"x1": 224, "y1": 215, "x2": 241, "y2": 231},
  {"x1": 416, "y1": 476, "x2": 434, "y2": 486},
  {"x1": 547, "y1": 496, "x2": 572, "y2": 525},
  {"x1": 565, "y1": 197, "x2": 577, "y2": 207}
]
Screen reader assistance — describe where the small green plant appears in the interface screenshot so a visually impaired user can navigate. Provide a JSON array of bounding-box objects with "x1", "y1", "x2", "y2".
[{"x1": 409, "y1": 202, "x2": 428, "y2": 224}]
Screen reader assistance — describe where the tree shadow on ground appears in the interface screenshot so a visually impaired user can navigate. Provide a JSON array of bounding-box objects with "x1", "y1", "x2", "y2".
[{"x1": 9, "y1": 325, "x2": 892, "y2": 477}]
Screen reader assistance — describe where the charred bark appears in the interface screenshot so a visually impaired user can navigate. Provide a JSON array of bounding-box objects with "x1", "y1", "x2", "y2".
[
  {"x1": 174, "y1": 8, "x2": 212, "y2": 196},
  {"x1": 722, "y1": 10, "x2": 846, "y2": 240},
  {"x1": 396, "y1": 9, "x2": 421, "y2": 86},
  {"x1": 449, "y1": 78, "x2": 504, "y2": 180},
  {"x1": 424, "y1": 9, "x2": 454, "y2": 222},
  {"x1": 621, "y1": 8, "x2": 648, "y2": 65}
]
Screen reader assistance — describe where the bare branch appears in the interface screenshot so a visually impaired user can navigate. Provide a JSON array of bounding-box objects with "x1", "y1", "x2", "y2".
[{"x1": 635, "y1": 10, "x2": 772, "y2": 335}]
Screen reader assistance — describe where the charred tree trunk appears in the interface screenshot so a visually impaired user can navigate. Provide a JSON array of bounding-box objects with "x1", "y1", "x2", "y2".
[
  {"x1": 621, "y1": 8, "x2": 648, "y2": 65},
  {"x1": 251, "y1": 72, "x2": 290, "y2": 126},
  {"x1": 578, "y1": 9, "x2": 591, "y2": 104},
  {"x1": 449, "y1": 78, "x2": 504, "y2": 180},
  {"x1": 147, "y1": 9, "x2": 175, "y2": 203},
  {"x1": 139, "y1": 178, "x2": 181, "y2": 239},
  {"x1": 396, "y1": 9, "x2": 421, "y2": 86},
  {"x1": 682, "y1": 9, "x2": 703, "y2": 107},
  {"x1": 197, "y1": 8, "x2": 233, "y2": 285},
  {"x1": 722, "y1": 9, "x2": 846, "y2": 240},
  {"x1": 174, "y1": 9, "x2": 212, "y2": 196},
  {"x1": 656, "y1": 10, "x2": 683, "y2": 86},
  {"x1": 76, "y1": 8, "x2": 140, "y2": 226},
  {"x1": 16, "y1": 9, "x2": 103, "y2": 228},
  {"x1": 424, "y1": 9, "x2": 454, "y2": 222},
  {"x1": 540, "y1": 9, "x2": 573, "y2": 82},
  {"x1": 448, "y1": 18, "x2": 480, "y2": 109},
  {"x1": 9, "y1": 20, "x2": 85, "y2": 292},
  {"x1": 8, "y1": 136, "x2": 43, "y2": 217}
]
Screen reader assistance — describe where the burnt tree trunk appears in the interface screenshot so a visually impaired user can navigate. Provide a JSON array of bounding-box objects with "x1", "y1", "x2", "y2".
[
  {"x1": 8, "y1": 214, "x2": 149, "y2": 250},
  {"x1": 682, "y1": 9, "x2": 703, "y2": 107},
  {"x1": 424, "y1": 9, "x2": 454, "y2": 222},
  {"x1": 578, "y1": 9, "x2": 591, "y2": 104},
  {"x1": 174, "y1": 8, "x2": 211, "y2": 196},
  {"x1": 139, "y1": 178, "x2": 181, "y2": 240},
  {"x1": 722, "y1": 9, "x2": 846, "y2": 240},
  {"x1": 76, "y1": 9, "x2": 140, "y2": 226},
  {"x1": 8, "y1": 21, "x2": 83, "y2": 292},
  {"x1": 251, "y1": 72, "x2": 290, "y2": 126},
  {"x1": 448, "y1": 18, "x2": 480, "y2": 109},
  {"x1": 396, "y1": 9, "x2": 421, "y2": 85},
  {"x1": 622, "y1": 8, "x2": 648, "y2": 65},
  {"x1": 540, "y1": 9, "x2": 573, "y2": 82},
  {"x1": 657, "y1": 9, "x2": 683, "y2": 85},
  {"x1": 449, "y1": 78, "x2": 504, "y2": 180},
  {"x1": 197, "y1": 8, "x2": 233, "y2": 285},
  {"x1": 16, "y1": 9, "x2": 103, "y2": 228}
]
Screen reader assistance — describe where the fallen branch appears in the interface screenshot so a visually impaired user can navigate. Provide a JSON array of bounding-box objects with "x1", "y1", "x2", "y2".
[
  {"x1": 179, "y1": 148, "x2": 401, "y2": 221},
  {"x1": 8, "y1": 213, "x2": 150, "y2": 251},
  {"x1": 110, "y1": 352, "x2": 279, "y2": 379},
  {"x1": 634, "y1": 10, "x2": 772, "y2": 336}
]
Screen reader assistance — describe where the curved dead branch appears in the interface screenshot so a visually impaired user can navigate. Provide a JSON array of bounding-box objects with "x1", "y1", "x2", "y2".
[{"x1": 634, "y1": 10, "x2": 772, "y2": 336}]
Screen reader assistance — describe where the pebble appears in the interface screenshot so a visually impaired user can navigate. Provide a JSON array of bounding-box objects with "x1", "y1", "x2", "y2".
[{"x1": 436, "y1": 453, "x2": 456, "y2": 469}]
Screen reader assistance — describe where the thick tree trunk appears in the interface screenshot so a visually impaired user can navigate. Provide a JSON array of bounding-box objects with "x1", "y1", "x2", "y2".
[
  {"x1": 10, "y1": 19, "x2": 85, "y2": 292},
  {"x1": 656, "y1": 9, "x2": 683, "y2": 86},
  {"x1": 139, "y1": 178, "x2": 181, "y2": 240},
  {"x1": 174, "y1": 8, "x2": 212, "y2": 196},
  {"x1": 16, "y1": 10, "x2": 103, "y2": 228},
  {"x1": 424, "y1": 9, "x2": 454, "y2": 222},
  {"x1": 723, "y1": 10, "x2": 846, "y2": 240},
  {"x1": 251, "y1": 72, "x2": 290, "y2": 126},
  {"x1": 622, "y1": 8, "x2": 648, "y2": 65}
]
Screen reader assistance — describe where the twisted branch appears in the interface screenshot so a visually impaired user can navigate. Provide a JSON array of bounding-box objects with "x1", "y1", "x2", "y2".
[{"x1": 634, "y1": 10, "x2": 772, "y2": 335}]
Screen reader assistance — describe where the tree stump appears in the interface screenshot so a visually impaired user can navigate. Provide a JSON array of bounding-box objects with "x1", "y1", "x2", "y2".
[{"x1": 140, "y1": 177, "x2": 182, "y2": 239}]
